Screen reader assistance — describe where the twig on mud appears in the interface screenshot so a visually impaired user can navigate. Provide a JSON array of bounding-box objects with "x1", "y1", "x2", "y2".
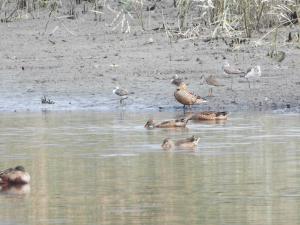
[
  {"x1": 44, "y1": 9, "x2": 55, "y2": 33},
  {"x1": 3, "y1": 6, "x2": 18, "y2": 22},
  {"x1": 49, "y1": 25, "x2": 59, "y2": 36},
  {"x1": 89, "y1": 10, "x2": 103, "y2": 15},
  {"x1": 61, "y1": 22, "x2": 76, "y2": 36}
]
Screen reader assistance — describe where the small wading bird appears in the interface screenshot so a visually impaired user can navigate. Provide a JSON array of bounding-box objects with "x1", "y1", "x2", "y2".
[
  {"x1": 223, "y1": 62, "x2": 245, "y2": 89},
  {"x1": 187, "y1": 111, "x2": 228, "y2": 121},
  {"x1": 113, "y1": 86, "x2": 133, "y2": 105},
  {"x1": 161, "y1": 136, "x2": 200, "y2": 151},
  {"x1": 244, "y1": 66, "x2": 261, "y2": 89},
  {"x1": 203, "y1": 75, "x2": 224, "y2": 96},
  {"x1": 0, "y1": 166, "x2": 30, "y2": 185},
  {"x1": 171, "y1": 75, "x2": 184, "y2": 87},
  {"x1": 174, "y1": 82, "x2": 207, "y2": 109},
  {"x1": 144, "y1": 117, "x2": 189, "y2": 129}
]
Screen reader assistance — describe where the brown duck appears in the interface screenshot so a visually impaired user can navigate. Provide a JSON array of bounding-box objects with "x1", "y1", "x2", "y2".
[
  {"x1": 174, "y1": 83, "x2": 207, "y2": 108},
  {"x1": 188, "y1": 111, "x2": 228, "y2": 120},
  {"x1": 144, "y1": 117, "x2": 189, "y2": 129},
  {"x1": 0, "y1": 166, "x2": 30, "y2": 185},
  {"x1": 161, "y1": 136, "x2": 200, "y2": 150}
]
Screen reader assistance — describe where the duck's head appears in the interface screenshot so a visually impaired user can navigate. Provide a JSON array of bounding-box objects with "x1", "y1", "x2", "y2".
[
  {"x1": 15, "y1": 166, "x2": 25, "y2": 172},
  {"x1": 161, "y1": 138, "x2": 175, "y2": 150},
  {"x1": 176, "y1": 82, "x2": 188, "y2": 90},
  {"x1": 144, "y1": 119, "x2": 155, "y2": 129}
]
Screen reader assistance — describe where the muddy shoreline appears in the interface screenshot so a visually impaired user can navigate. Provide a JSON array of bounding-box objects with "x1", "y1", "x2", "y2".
[{"x1": 0, "y1": 5, "x2": 299, "y2": 113}]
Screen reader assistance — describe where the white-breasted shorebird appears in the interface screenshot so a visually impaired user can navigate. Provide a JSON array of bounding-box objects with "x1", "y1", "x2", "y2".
[
  {"x1": 171, "y1": 75, "x2": 184, "y2": 87},
  {"x1": 244, "y1": 66, "x2": 262, "y2": 88},
  {"x1": 113, "y1": 86, "x2": 132, "y2": 104}
]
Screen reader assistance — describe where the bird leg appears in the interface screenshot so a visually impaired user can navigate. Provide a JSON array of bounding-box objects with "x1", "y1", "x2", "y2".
[
  {"x1": 247, "y1": 79, "x2": 251, "y2": 89},
  {"x1": 208, "y1": 88, "x2": 213, "y2": 97}
]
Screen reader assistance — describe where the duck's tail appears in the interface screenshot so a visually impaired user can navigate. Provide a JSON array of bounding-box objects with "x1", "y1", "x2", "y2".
[{"x1": 195, "y1": 96, "x2": 207, "y2": 104}]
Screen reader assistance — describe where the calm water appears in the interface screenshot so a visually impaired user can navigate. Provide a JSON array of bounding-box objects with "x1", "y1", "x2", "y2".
[{"x1": 0, "y1": 111, "x2": 300, "y2": 225}]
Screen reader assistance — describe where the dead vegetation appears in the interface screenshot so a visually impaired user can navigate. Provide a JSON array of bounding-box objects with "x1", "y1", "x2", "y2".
[{"x1": 0, "y1": 0, "x2": 299, "y2": 42}]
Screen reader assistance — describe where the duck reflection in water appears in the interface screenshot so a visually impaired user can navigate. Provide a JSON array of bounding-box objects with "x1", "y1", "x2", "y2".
[{"x1": 0, "y1": 183, "x2": 30, "y2": 195}]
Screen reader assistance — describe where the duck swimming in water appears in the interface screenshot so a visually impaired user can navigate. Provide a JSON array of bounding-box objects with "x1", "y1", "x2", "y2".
[
  {"x1": 144, "y1": 117, "x2": 189, "y2": 129},
  {"x1": 187, "y1": 111, "x2": 228, "y2": 121},
  {"x1": 0, "y1": 166, "x2": 30, "y2": 185},
  {"x1": 161, "y1": 136, "x2": 200, "y2": 150}
]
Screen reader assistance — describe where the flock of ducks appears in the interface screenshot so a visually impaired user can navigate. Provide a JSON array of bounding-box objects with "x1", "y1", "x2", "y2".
[
  {"x1": 0, "y1": 62, "x2": 260, "y2": 190},
  {"x1": 143, "y1": 76, "x2": 228, "y2": 151}
]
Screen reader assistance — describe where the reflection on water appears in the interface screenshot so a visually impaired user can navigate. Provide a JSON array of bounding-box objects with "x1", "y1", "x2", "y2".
[{"x1": 0, "y1": 112, "x2": 300, "y2": 225}]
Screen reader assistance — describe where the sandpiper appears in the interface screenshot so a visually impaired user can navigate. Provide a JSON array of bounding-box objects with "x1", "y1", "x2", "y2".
[
  {"x1": 244, "y1": 66, "x2": 261, "y2": 88},
  {"x1": 171, "y1": 75, "x2": 184, "y2": 87},
  {"x1": 204, "y1": 75, "x2": 224, "y2": 96},
  {"x1": 113, "y1": 86, "x2": 130, "y2": 104},
  {"x1": 223, "y1": 62, "x2": 245, "y2": 89}
]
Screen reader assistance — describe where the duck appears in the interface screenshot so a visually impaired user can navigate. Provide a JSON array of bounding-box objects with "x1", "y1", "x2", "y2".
[
  {"x1": 144, "y1": 117, "x2": 189, "y2": 129},
  {"x1": 174, "y1": 83, "x2": 207, "y2": 108},
  {"x1": 161, "y1": 136, "x2": 200, "y2": 150},
  {"x1": 0, "y1": 166, "x2": 30, "y2": 185},
  {"x1": 187, "y1": 111, "x2": 228, "y2": 120}
]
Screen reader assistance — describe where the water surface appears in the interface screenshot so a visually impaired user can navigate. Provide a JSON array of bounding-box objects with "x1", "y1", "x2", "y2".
[{"x1": 0, "y1": 112, "x2": 300, "y2": 225}]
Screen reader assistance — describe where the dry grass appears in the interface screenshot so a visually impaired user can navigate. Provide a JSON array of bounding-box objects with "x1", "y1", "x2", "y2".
[{"x1": 0, "y1": 0, "x2": 298, "y2": 38}]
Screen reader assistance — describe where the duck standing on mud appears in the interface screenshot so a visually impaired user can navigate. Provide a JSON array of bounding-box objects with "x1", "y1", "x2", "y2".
[
  {"x1": 144, "y1": 117, "x2": 189, "y2": 129},
  {"x1": 0, "y1": 166, "x2": 30, "y2": 185},
  {"x1": 161, "y1": 136, "x2": 200, "y2": 151},
  {"x1": 174, "y1": 82, "x2": 207, "y2": 109}
]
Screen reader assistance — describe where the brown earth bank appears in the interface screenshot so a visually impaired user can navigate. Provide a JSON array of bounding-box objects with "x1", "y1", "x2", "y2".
[{"x1": 0, "y1": 1, "x2": 299, "y2": 113}]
